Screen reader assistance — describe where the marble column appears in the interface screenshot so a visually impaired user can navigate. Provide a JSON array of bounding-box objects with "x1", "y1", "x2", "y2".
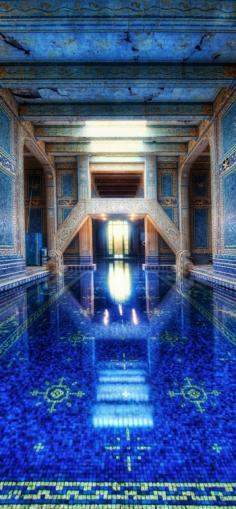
[
  {"x1": 79, "y1": 216, "x2": 93, "y2": 265},
  {"x1": 77, "y1": 155, "x2": 90, "y2": 200},
  {"x1": 207, "y1": 122, "x2": 220, "y2": 258},
  {"x1": 177, "y1": 167, "x2": 192, "y2": 276},
  {"x1": 145, "y1": 155, "x2": 157, "y2": 200},
  {"x1": 144, "y1": 216, "x2": 159, "y2": 265}
]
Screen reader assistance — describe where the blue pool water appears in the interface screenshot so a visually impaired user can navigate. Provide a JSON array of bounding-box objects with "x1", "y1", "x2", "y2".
[{"x1": 0, "y1": 261, "x2": 235, "y2": 506}]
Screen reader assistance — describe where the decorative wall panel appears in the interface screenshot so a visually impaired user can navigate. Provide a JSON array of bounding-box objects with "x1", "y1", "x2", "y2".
[
  {"x1": 57, "y1": 169, "x2": 77, "y2": 227},
  {"x1": 223, "y1": 168, "x2": 236, "y2": 248},
  {"x1": 192, "y1": 174, "x2": 208, "y2": 198},
  {"x1": 0, "y1": 169, "x2": 14, "y2": 246},
  {"x1": 28, "y1": 208, "x2": 43, "y2": 234},
  {"x1": 0, "y1": 104, "x2": 11, "y2": 156},
  {"x1": 63, "y1": 207, "x2": 72, "y2": 221},
  {"x1": 189, "y1": 164, "x2": 211, "y2": 263},
  {"x1": 25, "y1": 170, "x2": 46, "y2": 245},
  {"x1": 193, "y1": 208, "x2": 208, "y2": 249},
  {"x1": 216, "y1": 96, "x2": 236, "y2": 275},
  {"x1": 221, "y1": 101, "x2": 236, "y2": 159},
  {"x1": 163, "y1": 207, "x2": 174, "y2": 221},
  {"x1": 62, "y1": 175, "x2": 73, "y2": 197},
  {"x1": 157, "y1": 164, "x2": 178, "y2": 260},
  {"x1": 161, "y1": 174, "x2": 173, "y2": 197},
  {"x1": 28, "y1": 175, "x2": 42, "y2": 197},
  {"x1": 0, "y1": 96, "x2": 25, "y2": 281}
]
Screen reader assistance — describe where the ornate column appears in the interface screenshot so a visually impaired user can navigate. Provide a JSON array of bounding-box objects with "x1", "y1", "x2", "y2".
[
  {"x1": 79, "y1": 216, "x2": 93, "y2": 265},
  {"x1": 177, "y1": 164, "x2": 192, "y2": 276},
  {"x1": 207, "y1": 122, "x2": 220, "y2": 260},
  {"x1": 45, "y1": 169, "x2": 57, "y2": 259},
  {"x1": 77, "y1": 155, "x2": 90, "y2": 200},
  {"x1": 145, "y1": 155, "x2": 157, "y2": 200}
]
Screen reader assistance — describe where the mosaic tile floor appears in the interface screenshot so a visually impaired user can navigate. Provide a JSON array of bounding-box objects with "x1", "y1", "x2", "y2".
[{"x1": 0, "y1": 261, "x2": 235, "y2": 507}]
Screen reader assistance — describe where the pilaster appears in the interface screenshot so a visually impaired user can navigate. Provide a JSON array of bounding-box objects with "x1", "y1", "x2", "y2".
[
  {"x1": 77, "y1": 155, "x2": 90, "y2": 200},
  {"x1": 145, "y1": 155, "x2": 157, "y2": 200}
]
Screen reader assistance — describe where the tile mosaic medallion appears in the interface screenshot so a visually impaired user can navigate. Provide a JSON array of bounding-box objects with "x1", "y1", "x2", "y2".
[{"x1": 0, "y1": 262, "x2": 235, "y2": 507}]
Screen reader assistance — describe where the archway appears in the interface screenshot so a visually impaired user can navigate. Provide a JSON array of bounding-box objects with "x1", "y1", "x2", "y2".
[{"x1": 24, "y1": 147, "x2": 47, "y2": 267}]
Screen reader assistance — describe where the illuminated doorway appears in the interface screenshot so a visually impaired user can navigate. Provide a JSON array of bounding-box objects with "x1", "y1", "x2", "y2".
[{"x1": 107, "y1": 220, "x2": 129, "y2": 258}]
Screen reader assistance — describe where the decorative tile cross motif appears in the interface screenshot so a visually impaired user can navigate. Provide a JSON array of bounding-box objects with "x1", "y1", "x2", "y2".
[
  {"x1": 168, "y1": 377, "x2": 220, "y2": 413},
  {"x1": 31, "y1": 377, "x2": 85, "y2": 413}
]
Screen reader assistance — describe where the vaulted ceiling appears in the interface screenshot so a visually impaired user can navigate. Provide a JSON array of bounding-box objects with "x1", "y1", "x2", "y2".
[{"x1": 0, "y1": 0, "x2": 236, "y2": 169}]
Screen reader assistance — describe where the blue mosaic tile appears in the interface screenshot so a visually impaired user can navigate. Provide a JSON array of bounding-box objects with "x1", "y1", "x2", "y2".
[
  {"x1": 0, "y1": 170, "x2": 14, "y2": 247},
  {"x1": 0, "y1": 262, "x2": 235, "y2": 507},
  {"x1": 0, "y1": 105, "x2": 12, "y2": 156},
  {"x1": 222, "y1": 100, "x2": 236, "y2": 159},
  {"x1": 193, "y1": 207, "x2": 208, "y2": 248}
]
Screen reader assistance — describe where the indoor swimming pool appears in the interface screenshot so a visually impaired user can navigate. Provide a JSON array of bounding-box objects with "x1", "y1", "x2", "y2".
[{"x1": 0, "y1": 262, "x2": 235, "y2": 506}]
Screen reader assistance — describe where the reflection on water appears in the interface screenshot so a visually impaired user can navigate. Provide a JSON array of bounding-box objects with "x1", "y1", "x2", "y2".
[
  {"x1": 108, "y1": 261, "x2": 131, "y2": 303},
  {"x1": 0, "y1": 262, "x2": 235, "y2": 486}
]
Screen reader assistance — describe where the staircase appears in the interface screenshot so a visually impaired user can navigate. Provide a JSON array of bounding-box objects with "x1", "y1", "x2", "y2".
[{"x1": 55, "y1": 198, "x2": 181, "y2": 256}]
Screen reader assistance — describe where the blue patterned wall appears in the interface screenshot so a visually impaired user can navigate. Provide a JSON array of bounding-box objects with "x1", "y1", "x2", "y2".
[
  {"x1": 161, "y1": 174, "x2": 173, "y2": 196},
  {"x1": 0, "y1": 105, "x2": 11, "y2": 156},
  {"x1": 25, "y1": 233, "x2": 43, "y2": 266},
  {"x1": 28, "y1": 208, "x2": 43, "y2": 233},
  {"x1": 193, "y1": 208, "x2": 208, "y2": 248},
  {"x1": 0, "y1": 170, "x2": 14, "y2": 246},
  {"x1": 163, "y1": 207, "x2": 174, "y2": 221},
  {"x1": 28, "y1": 175, "x2": 42, "y2": 197},
  {"x1": 222, "y1": 101, "x2": 236, "y2": 158},
  {"x1": 62, "y1": 175, "x2": 73, "y2": 197},
  {"x1": 63, "y1": 207, "x2": 72, "y2": 221},
  {"x1": 219, "y1": 98, "x2": 236, "y2": 255},
  {"x1": 192, "y1": 174, "x2": 208, "y2": 198},
  {"x1": 223, "y1": 169, "x2": 236, "y2": 248}
]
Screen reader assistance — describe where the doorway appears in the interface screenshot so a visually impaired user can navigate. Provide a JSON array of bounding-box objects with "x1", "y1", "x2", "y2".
[{"x1": 108, "y1": 220, "x2": 129, "y2": 258}]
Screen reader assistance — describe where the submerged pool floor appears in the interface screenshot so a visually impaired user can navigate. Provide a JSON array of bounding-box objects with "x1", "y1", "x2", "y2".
[{"x1": 0, "y1": 261, "x2": 235, "y2": 507}]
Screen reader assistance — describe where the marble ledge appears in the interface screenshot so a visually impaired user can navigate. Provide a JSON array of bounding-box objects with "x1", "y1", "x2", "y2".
[
  {"x1": 0, "y1": 267, "x2": 49, "y2": 293},
  {"x1": 190, "y1": 265, "x2": 236, "y2": 292}
]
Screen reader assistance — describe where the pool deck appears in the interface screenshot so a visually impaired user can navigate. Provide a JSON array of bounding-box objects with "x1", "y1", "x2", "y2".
[
  {"x1": 190, "y1": 265, "x2": 236, "y2": 291},
  {"x1": 0, "y1": 266, "x2": 49, "y2": 293},
  {"x1": 1, "y1": 264, "x2": 236, "y2": 294}
]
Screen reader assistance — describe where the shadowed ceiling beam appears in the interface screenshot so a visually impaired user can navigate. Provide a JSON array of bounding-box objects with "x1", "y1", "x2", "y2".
[
  {"x1": 0, "y1": 63, "x2": 235, "y2": 86},
  {"x1": 46, "y1": 141, "x2": 187, "y2": 155},
  {"x1": 19, "y1": 103, "x2": 212, "y2": 121}
]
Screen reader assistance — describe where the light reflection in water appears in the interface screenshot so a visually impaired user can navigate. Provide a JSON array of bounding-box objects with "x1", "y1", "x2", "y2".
[
  {"x1": 93, "y1": 403, "x2": 153, "y2": 428},
  {"x1": 103, "y1": 309, "x2": 109, "y2": 326},
  {"x1": 93, "y1": 362, "x2": 153, "y2": 428},
  {"x1": 118, "y1": 303, "x2": 123, "y2": 316},
  {"x1": 132, "y1": 308, "x2": 139, "y2": 325},
  {"x1": 108, "y1": 262, "x2": 131, "y2": 303},
  {"x1": 92, "y1": 263, "x2": 154, "y2": 429}
]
